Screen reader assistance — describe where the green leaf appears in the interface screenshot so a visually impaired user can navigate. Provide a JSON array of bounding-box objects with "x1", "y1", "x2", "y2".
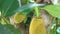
[
  {"x1": 0, "y1": 0, "x2": 5, "y2": 8},
  {"x1": 16, "y1": 3, "x2": 44, "y2": 15},
  {"x1": 1, "y1": 0, "x2": 19, "y2": 17},
  {"x1": 16, "y1": 3, "x2": 34, "y2": 15},
  {"x1": 0, "y1": 24, "x2": 22, "y2": 34},
  {"x1": 44, "y1": 5, "x2": 60, "y2": 18}
]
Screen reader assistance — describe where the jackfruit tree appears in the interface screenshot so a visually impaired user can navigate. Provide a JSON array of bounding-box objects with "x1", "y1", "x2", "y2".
[{"x1": 0, "y1": 0, "x2": 60, "y2": 34}]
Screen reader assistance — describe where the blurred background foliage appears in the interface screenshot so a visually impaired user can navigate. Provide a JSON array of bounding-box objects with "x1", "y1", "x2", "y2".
[{"x1": 0, "y1": 23, "x2": 21, "y2": 34}]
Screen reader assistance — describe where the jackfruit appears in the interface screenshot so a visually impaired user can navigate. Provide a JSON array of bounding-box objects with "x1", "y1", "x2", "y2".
[
  {"x1": 29, "y1": 17, "x2": 46, "y2": 34},
  {"x1": 14, "y1": 12, "x2": 26, "y2": 24}
]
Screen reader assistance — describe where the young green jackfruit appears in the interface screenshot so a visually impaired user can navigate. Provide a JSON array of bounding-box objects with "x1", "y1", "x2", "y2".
[
  {"x1": 14, "y1": 13, "x2": 26, "y2": 24},
  {"x1": 29, "y1": 17, "x2": 46, "y2": 34}
]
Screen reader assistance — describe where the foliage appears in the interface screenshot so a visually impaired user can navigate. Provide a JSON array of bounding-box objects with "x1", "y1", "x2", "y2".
[
  {"x1": 0, "y1": 24, "x2": 22, "y2": 34},
  {"x1": 44, "y1": 5, "x2": 60, "y2": 19},
  {"x1": 0, "y1": 0, "x2": 60, "y2": 34},
  {"x1": 1, "y1": 0, "x2": 19, "y2": 17}
]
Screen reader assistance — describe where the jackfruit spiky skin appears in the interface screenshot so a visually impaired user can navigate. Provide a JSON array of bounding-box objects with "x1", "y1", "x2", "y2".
[
  {"x1": 29, "y1": 17, "x2": 46, "y2": 34},
  {"x1": 14, "y1": 13, "x2": 26, "y2": 24}
]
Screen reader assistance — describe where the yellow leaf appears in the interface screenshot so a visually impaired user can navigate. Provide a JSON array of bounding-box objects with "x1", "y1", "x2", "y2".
[
  {"x1": 29, "y1": 17, "x2": 46, "y2": 34},
  {"x1": 14, "y1": 12, "x2": 26, "y2": 24}
]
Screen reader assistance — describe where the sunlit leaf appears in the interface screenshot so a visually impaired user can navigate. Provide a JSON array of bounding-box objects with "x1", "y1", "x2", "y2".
[
  {"x1": 16, "y1": 3, "x2": 45, "y2": 15},
  {"x1": 44, "y1": 5, "x2": 60, "y2": 18}
]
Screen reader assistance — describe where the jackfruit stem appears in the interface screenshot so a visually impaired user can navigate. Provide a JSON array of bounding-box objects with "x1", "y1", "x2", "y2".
[{"x1": 34, "y1": 6, "x2": 40, "y2": 18}]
